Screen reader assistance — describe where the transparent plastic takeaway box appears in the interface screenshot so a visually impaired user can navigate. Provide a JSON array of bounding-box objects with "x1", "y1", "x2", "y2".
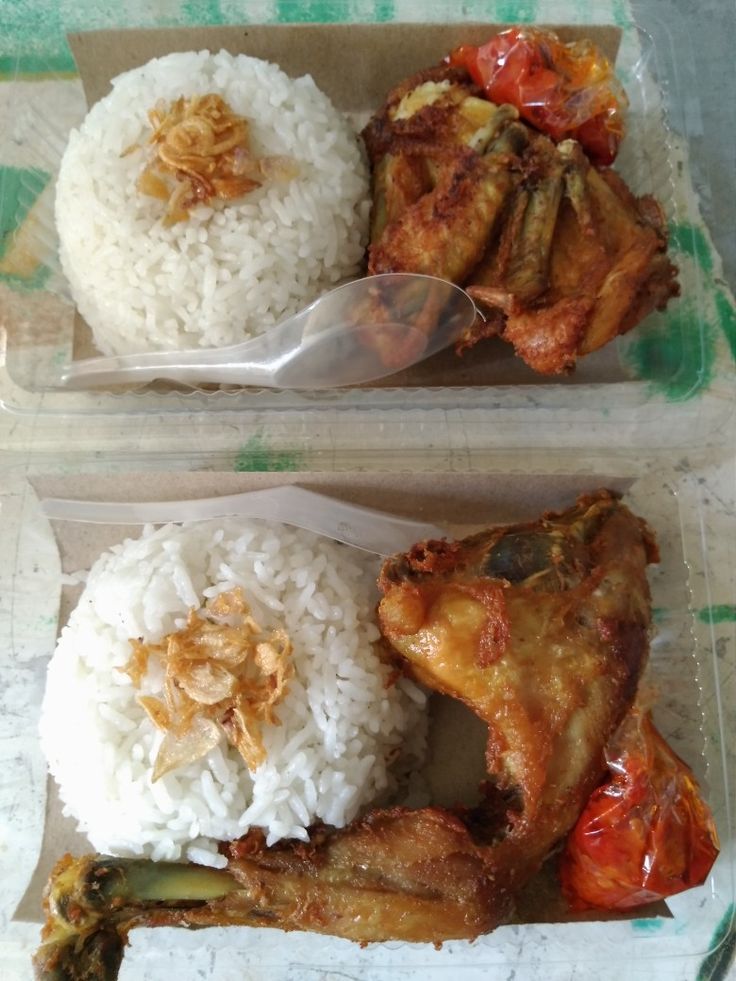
[
  {"x1": 0, "y1": 1, "x2": 734, "y2": 458},
  {"x1": 0, "y1": 462, "x2": 733, "y2": 979}
]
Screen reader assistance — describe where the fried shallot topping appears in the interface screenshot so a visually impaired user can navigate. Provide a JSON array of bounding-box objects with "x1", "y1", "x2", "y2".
[
  {"x1": 135, "y1": 93, "x2": 297, "y2": 224},
  {"x1": 123, "y1": 587, "x2": 293, "y2": 780}
]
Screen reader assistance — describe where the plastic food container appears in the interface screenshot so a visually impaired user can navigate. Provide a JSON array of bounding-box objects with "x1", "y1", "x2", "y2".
[
  {"x1": 0, "y1": 3, "x2": 734, "y2": 980},
  {"x1": 1, "y1": 465, "x2": 733, "y2": 979},
  {"x1": 0, "y1": 3, "x2": 733, "y2": 457}
]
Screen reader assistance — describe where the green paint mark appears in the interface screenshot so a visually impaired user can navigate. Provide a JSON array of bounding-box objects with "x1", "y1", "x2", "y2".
[
  {"x1": 0, "y1": 166, "x2": 50, "y2": 258},
  {"x1": 234, "y1": 434, "x2": 303, "y2": 472},
  {"x1": 0, "y1": 165, "x2": 53, "y2": 290},
  {"x1": 0, "y1": 1, "x2": 74, "y2": 75},
  {"x1": 698, "y1": 605, "x2": 736, "y2": 625},
  {"x1": 495, "y1": 1, "x2": 538, "y2": 24},
  {"x1": 714, "y1": 289, "x2": 736, "y2": 362},
  {"x1": 623, "y1": 299, "x2": 715, "y2": 401},
  {"x1": 0, "y1": 54, "x2": 77, "y2": 78},
  {"x1": 373, "y1": 0, "x2": 395, "y2": 23},
  {"x1": 0, "y1": 262, "x2": 51, "y2": 292},
  {"x1": 651, "y1": 607, "x2": 668, "y2": 624},
  {"x1": 697, "y1": 903, "x2": 736, "y2": 981},
  {"x1": 632, "y1": 917, "x2": 664, "y2": 933},
  {"x1": 611, "y1": 0, "x2": 632, "y2": 28},
  {"x1": 182, "y1": 0, "x2": 223, "y2": 26},
  {"x1": 276, "y1": 0, "x2": 353, "y2": 23},
  {"x1": 669, "y1": 222, "x2": 714, "y2": 277}
]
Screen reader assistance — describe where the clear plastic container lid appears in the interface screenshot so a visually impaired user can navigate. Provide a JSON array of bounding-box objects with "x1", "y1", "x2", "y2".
[
  {"x1": 1, "y1": 463, "x2": 732, "y2": 978},
  {"x1": 0, "y1": 2, "x2": 734, "y2": 456}
]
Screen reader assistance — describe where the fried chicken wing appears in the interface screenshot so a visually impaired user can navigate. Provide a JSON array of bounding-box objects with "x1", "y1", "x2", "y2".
[
  {"x1": 363, "y1": 67, "x2": 519, "y2": 246},
  {"x1": 364, "y1": 64, "x2": 679, "y2": 374},
  {"x1": 362, "y1": 65, "x2": 508, "y2": 168},
  {"x1": 368, "y1": 145, "x2": 519, "y2": 284},
  {"x1": 34, "y1": 492, "x2": 658, "y2": 980},
  {"x1": 467, "y1": 131, "x2": 565, "y2": 310},
  {"x1": 475, "y1": 152, "x2": 679, "y2": 373}
]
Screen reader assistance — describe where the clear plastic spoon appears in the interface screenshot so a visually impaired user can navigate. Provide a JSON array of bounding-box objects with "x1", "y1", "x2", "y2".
[
  {"x1": 40, "y1": 485, "x2": 447, "y2": 556},
  {"x1": 59, "y1": 273, "x2": 478, "y2": 389}
]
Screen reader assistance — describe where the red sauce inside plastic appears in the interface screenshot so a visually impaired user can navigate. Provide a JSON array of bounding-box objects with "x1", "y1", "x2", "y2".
[
  {"x1": 449, "y1": 27, "x2": 627, "y2": 165},
  {"x1": 560, "y1": 709, "x2": 719, "y2": 910}
]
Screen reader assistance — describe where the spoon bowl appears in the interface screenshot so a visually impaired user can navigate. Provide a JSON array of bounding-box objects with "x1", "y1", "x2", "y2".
[{"x1": 60, "y1": 274, "x2": 478, "y2": 389}]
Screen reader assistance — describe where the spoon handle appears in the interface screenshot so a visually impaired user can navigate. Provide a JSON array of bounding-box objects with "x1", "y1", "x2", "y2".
[
  {"x1": 58, "y1": 274, "x2": 477, "y2": 389},
  {"x1": 59, "y1": 347, "x2": 275, "y2": 388},
  {"x1": 40, "y1": 486, "x2": 447, "y2": 556}
]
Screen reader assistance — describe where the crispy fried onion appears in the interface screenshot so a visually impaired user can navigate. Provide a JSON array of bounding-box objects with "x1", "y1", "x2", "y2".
[
  {"x1": 123, "y1": 588, "x2": 293, "y2": 781},
  {"x1": 135, "y1": 93, "x2": 298, "y2": 224}
]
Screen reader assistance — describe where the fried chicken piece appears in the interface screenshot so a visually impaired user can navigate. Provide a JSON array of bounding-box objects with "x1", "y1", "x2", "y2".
[
  {"x1": 468, "y1": 131, "x2": 566, "y2": 307},
  {"x1": 363, "y1": 123, "x2": 528, "y2": 363},
  {"x1": 224, "y1": 803, "x2": 514, "y2": 941},
  {"x1": 34, "y1": 799, "x2": 513, "y2": 980},
  {"x1": 368, "y1": 124, "x2": 528, "y2": 284},
  {"x1": 363, "y1": 65, "x2": 520, "y2": 250},
  {"x1": 472, "y1": 148, "x2": 679, "y2": 373},
  {"x1": 378, "y1": 490, "x2": 658, "y2": 885},
  {"x1": 34, "y1": 492, "x2": 657, "y2": 979},
  {"x1": 362, "y1": 64, "x2": 493, "y2": 165},
  {"x1": 364, "y1": 66, "x2": 679, "y2": 375},
  {"x1": 369, "y1": 152, "x2": 433, "y2": 244}
]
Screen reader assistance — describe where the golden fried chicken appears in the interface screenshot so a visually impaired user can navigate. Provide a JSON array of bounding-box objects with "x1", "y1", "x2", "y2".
[
  {"x1": 363, "y1": 64, "x2": 520, "y2": 247},
  {"x1": 471, "y1": 146, "x2": 679, "y2": 373},
  {"x1": 34, "y1": 492, "x2": 657, "y2": 979},
  {"x1": 378, "y1": 490, "x2": 658, "y2": 886},
  {"x1": 362, "y1": 66, "x2": 679, "y2": 374},
  {"x1": 34, "y1": 800, "x2": 512, "y2": 980},
  {"x1": 369, "y1": 125, "x2": 529, "y2": 285}
]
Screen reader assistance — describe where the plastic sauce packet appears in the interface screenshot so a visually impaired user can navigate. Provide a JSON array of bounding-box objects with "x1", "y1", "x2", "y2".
[
  {"x1": 560, "y1": 708, "x2": 720, "y2": 911},
  {"x1": 449, "y1": 27, "x2": 628, "y2": 165}
]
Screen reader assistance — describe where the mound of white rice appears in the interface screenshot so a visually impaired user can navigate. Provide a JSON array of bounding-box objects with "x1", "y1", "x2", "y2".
[
  {"x1": 55, "y1": 50, "x2": 370, "y2": 356},
  {"x1": 40, "y1": 519, "x2": 427, "y2": 868}
]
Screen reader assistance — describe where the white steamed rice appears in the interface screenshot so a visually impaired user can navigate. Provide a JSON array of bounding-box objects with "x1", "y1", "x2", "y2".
[
  {"x1": 40, "y1": 519, "x2": 427, "y2": 868},
  {"x1": 55, "y1": 50, "x2": 370, "y2": 356}
]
